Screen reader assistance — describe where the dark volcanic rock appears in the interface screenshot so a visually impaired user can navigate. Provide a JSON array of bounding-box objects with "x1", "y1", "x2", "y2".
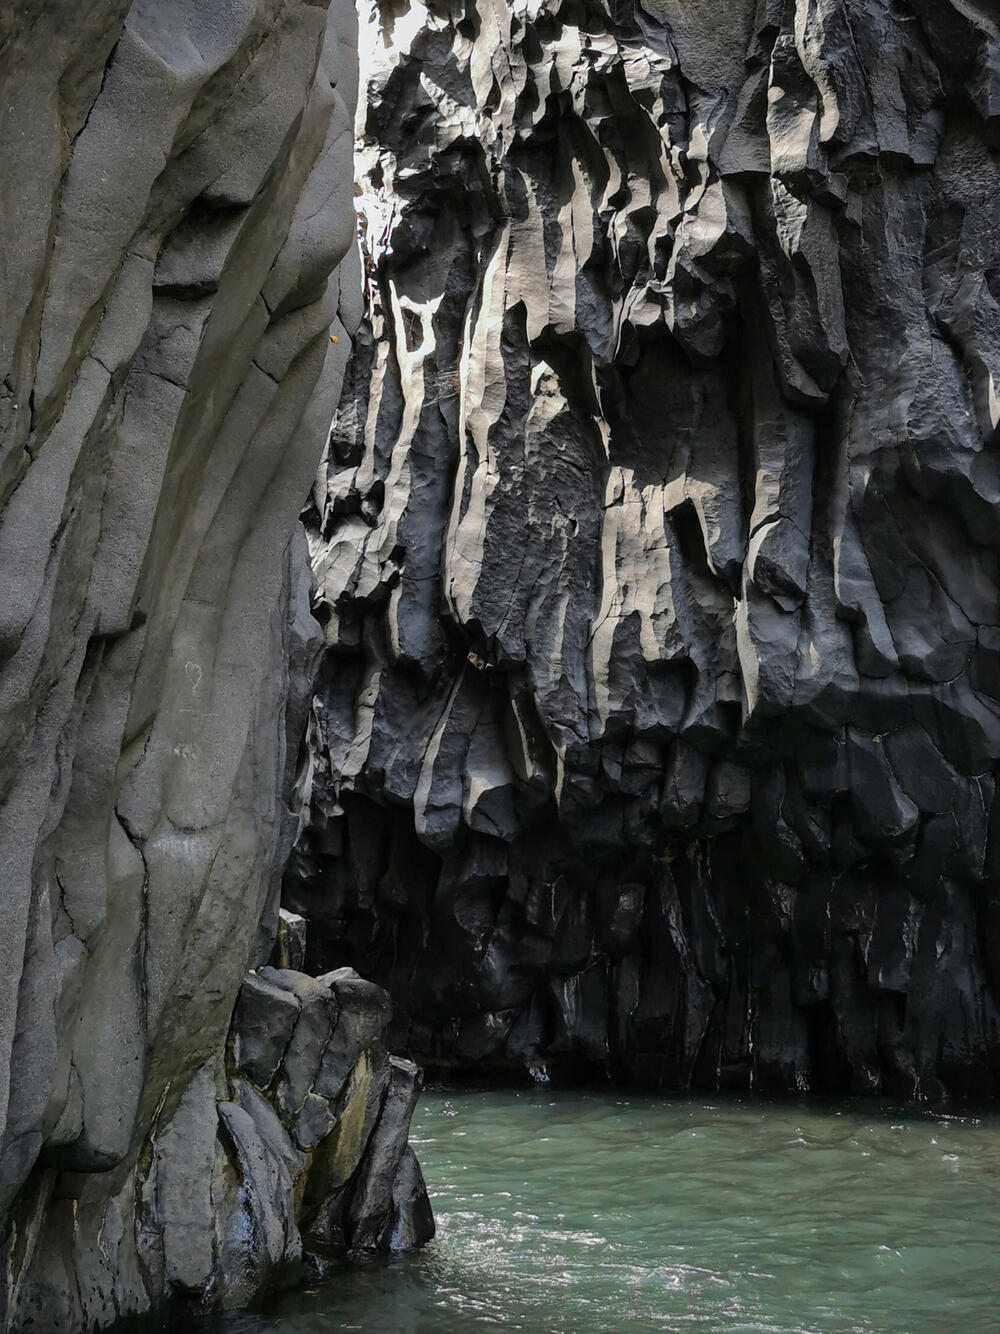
[
  {"x1": 288, "y1": 0, "x2": 1000, "y2": 1102},
  {"x1": 0, "y1": 2, "x2": 431, "y2": 1331},
  {"x1": 344, "y1": 1056, "x2": 428, "y2": 1254}
]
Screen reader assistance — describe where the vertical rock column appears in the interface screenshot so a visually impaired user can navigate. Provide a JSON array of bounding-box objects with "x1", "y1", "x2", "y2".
[
  {"x1": 289, "y1": 0, "x2": 1000, "y2": 1100},
  {"x1": 0, "y1": 1, "x2": 431, "y2": 1330}
]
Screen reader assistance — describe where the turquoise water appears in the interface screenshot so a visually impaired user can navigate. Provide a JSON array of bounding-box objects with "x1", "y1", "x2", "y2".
[{"x1": 223, "y1": 1089, "x2": 1000, "y2": 1333}]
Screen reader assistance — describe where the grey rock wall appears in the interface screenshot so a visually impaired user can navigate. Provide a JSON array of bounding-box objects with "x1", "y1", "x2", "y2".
[
  {"x1": 0, "y1": 1, "x2": 430, "y2": 1330},
  {"x1": 289, "y1": 0, "x2": 1000, "y2": 1100}
]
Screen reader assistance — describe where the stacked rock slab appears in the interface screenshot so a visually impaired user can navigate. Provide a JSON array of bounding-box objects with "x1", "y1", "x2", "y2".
[
  {"x1": 289, "y1": 0, "x2": 1000, "y2": 1099},
  {"x1": 0, "y1": 1, "x2": 431, "y2": 1330}
]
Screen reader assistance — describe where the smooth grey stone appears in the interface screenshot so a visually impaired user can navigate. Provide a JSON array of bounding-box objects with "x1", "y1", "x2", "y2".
[{"x1": 0, "y1": 0, "x2": 429, "y2": 1328}]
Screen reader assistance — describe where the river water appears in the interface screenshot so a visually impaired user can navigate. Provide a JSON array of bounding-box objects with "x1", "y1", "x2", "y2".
[{"x1": 221, "y1": 1088, "x2": 1000, "y2": 1334}]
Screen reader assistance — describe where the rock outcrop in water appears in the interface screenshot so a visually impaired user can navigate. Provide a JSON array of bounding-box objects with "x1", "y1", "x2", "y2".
[
  {"x1": 288, "y1": 0, "x2": 1000, "y2": 1101},
  {"x1": 0, "y1": 2, "x2": 431, "y2": 1330}
]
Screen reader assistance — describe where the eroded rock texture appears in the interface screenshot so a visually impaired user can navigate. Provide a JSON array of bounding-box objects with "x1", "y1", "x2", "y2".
[
  {"x1": 289, "y1": 0, "x2": 1000, "y2": 1100},
  {"x1": 0, "y1": 2, "x2": 430, "y2": 1330}
]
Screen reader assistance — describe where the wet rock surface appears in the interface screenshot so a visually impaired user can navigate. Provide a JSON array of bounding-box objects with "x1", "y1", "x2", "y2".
[
  {"x1": 289, "y1": 0, "x2": 1000, "y2": 1100},
  {"x1": 0, "y1": 1, "x2": 431, "y2": 1330}
]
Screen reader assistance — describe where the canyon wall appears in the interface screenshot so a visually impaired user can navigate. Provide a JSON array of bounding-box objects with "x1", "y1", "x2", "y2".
[
  {"x1": 0, "y1": 2, "x2": 430, "y2": 1330},
  {"x1": 288, "y1": 0, "x2": 1000, "y2": 1100}
]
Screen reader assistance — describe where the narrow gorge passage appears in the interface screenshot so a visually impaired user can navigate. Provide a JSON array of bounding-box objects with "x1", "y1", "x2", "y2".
[{"x1": 3, "y1": 0, "x2": 1000, "y2": 1330}]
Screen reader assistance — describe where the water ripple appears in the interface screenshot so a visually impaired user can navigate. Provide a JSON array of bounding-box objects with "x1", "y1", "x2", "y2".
[{"x1": 216, "y1": 1089, "x2": 1000, "y2": 1334}]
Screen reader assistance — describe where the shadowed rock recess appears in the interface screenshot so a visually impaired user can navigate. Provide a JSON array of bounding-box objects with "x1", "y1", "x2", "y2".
[
  {"x1": 0, "y1": 2, "x2": 431, "y2": 1331},
  {"x1": 287, "y1": 0, "x2": 1000, "y2": 1100}
]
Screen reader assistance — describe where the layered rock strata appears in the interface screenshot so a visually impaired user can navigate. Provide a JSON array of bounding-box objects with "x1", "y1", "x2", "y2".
[
  {"x1": 0, "y1": 1, "x2": 430, "y2": 1330},
  {"x1": 289, "y1": 0, "x2": 1000, "y2": 1100}
]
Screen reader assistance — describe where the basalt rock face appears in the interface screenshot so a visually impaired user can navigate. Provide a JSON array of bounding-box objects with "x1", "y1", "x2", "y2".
[
  {"x1": 0, "y1": 2, "x2": 431, "y2": 1330},
  {"x1": 288, "y1": 0, "x2": 1000, "y2": 1100}
]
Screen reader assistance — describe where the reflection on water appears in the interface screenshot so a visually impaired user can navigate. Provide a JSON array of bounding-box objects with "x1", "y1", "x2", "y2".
[{"x1": 215, "y1": 1089, "x2": 1000, "y2": 1333}]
